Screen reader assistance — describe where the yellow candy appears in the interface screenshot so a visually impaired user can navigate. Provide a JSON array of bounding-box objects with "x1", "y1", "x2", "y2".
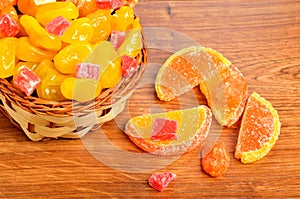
[
  {"x1": 15, "y1": 61, "x2": 39, "y2": 74},
  {"x1": 86, "y1": 9, "x2": 111, "y2": 44},
  {"x1": 60, "y1": 77, "x2": 102, "y2": 102},
  {"x1": 100, "y1": 57, "x2": 122, "y2": 88},
  {"x1": 111, "y1": 6, "x2": 134, "y2": 31},
  {"x1": 61, "y1": 17, "x2": 94, "y2": 43},
  {"x1": 20, "y1": 15, "x2": 62, "y2": 51},
  {"x1": 35, "y1": 2, "x2": 79, "y2": 26},
  {"x1": 85, "y1": 41, "x2": 119, "y2": 78},
  {"x1": 117, "y1": 28, "x2": 142, "y2": 57},
  {"x1": 34, "y1": 59, "x2": 67, "y2": 101},
  {"x1": 16, "y1": 37, "x2": 56, "y2": 62},
  {"x1": 54, "y1": 42, "x2": 94, "y2": 75},
  {"x1": 0, "y1": 37, "x2": 17, "y2": 78}
]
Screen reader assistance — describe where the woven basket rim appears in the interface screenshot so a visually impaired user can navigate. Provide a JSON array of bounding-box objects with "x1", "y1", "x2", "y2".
[{"x1": 0, "y1": 31, "x2": 148, "y2": 118}]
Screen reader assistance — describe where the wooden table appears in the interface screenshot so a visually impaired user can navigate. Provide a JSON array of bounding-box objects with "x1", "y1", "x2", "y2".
[{"x1": 1, "y1": 0, "x2": 299, "y2": 198}]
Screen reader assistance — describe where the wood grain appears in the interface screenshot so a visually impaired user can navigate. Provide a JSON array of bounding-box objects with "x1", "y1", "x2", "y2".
[{"x1": 0, "y1": 0, "x2": 299, "y2": 198}]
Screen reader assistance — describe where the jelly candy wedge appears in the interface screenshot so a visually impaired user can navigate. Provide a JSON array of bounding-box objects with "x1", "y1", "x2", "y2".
[
  {"x1": 151, "y1": 118, "x2": 178, "y2": 141},
  {"x1": 199, "y1": 48, "x2": 248, "y2": 127},
  {"x1": 13, "y1": 67, "x2": 41, "y2": 96},
  {"x1": 201, "y1": 140, "x2": 230, "y2": 177},
  {"x1": 155, "y1": 46, "x2": 248, "y2": 127},
  {"x1": 149, "y1": 172, "x2": 176, "y2": 192},
  {"x1": 125, "y1": 106, "x2": 212, "y2": 155},
  {"x1": 235, "y1": 92, "x2": 281, "y2": 164}
]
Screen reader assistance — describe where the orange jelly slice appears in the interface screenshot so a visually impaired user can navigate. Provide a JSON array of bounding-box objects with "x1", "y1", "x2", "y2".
[{"x1": 125, "y1": 105, "x2": 212, "y2": 155}]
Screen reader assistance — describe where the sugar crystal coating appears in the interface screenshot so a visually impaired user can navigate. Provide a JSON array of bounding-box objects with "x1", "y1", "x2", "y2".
[
  {"x1": 155, "y1": 46, "x2": 247, "y2": 127},
  {"x1": 125, "y1": 106, "x2": 212, "y2": 155},
  {"x1": 235, "y1": 92, "x2": 281, "y2": 163}
]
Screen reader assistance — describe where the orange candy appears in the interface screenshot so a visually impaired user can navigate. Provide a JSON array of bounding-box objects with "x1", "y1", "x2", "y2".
[
  {"x1": 125, "y1": 106, "x2": 212, "y2": 155},
  {"x1": 17, "y1": 0, "x2": 39, "y2": 16},
  {"x1": 155, "y1": 46, "x2": 248, "y2": 127},
  {"x1": 235, "y1": 92, "x2": 281, "y2": 163},
  {"x1": 201, "y1": 141, "x2": 230, "y2": 177}
]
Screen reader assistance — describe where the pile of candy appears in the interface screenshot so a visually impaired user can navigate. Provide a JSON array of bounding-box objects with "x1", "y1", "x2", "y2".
[{"x1": 0, "y1": 0, "x2": 143, "y2": 102}]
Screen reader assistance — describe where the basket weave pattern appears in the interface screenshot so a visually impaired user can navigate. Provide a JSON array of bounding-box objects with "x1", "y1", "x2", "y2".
[{"x1": 0, "y1": 37, "x2": 148, "y2": 141}]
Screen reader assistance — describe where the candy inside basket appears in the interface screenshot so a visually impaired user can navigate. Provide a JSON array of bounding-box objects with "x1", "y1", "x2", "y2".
[{"x1": 0, "y1": 0, "x2": 147, "y2": 141}]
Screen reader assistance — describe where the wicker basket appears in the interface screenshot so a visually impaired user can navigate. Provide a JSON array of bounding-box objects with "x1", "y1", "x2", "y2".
[{"x1": 0, "y1": 33, "x2": 148, "y2": 141}]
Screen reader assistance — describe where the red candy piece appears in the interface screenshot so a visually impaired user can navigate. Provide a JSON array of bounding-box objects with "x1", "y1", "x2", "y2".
[
  {"x1": 46, "y1": 16, "x2": 70, "y2": 36},
  {"x1": 0, "y1": 14, "x2": 20, "y2": 38},
  {"x1": 96, "y1": 0, "x2": 124, "y2": 9},
  {"x1": 151, "y1": 118, "x2": 178, "y2": 141},
  {"x1": 13, "y1": 67, "x2": 41, "y2": 96},
  {"x1": 121, "y1": 55, "x2": 138, "y2": 78},
  {"x1": 149, "y1": 172, "x2": 176, "y2": 192},
  {"x1": 76, "y1": 63, "x2": 100, "y2": 80},
  {"x1": 110, "y1": 30, "x2": 125, "y2": 50}
]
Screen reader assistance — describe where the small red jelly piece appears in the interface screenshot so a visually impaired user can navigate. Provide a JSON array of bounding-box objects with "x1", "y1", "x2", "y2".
[
  {"x1": 13, "y1": 67, "x2": 41, "y2": 96},
  {"x1": 110, "y1": 30, "x2": 125, "y2": 50},
  {"x1": 96, "y1": 0, "x2": 124, "y2": 9},
  {"x1": 121, "y1": 55, "x2": 138, "y2": 78},
  {"x1": 76, "y1": 63, "x2": 100, "y2": 80},
  {"x1": 149, "y1": 172, "x2": 176, "y2": 192},
  {"x1": 46, "y1": 16, "x2": 70, "y2": 36},
  {"x1": 151, "y1": 118, "x2": 178, "y2": 141},
  {"x1": 0, "y1": 14, "x2": 20, "y2": 38}
]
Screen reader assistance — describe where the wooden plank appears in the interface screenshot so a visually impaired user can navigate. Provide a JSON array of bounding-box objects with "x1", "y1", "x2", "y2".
[{"x1": 0, "y1": 0, "x2": 299, "y2": 198}]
